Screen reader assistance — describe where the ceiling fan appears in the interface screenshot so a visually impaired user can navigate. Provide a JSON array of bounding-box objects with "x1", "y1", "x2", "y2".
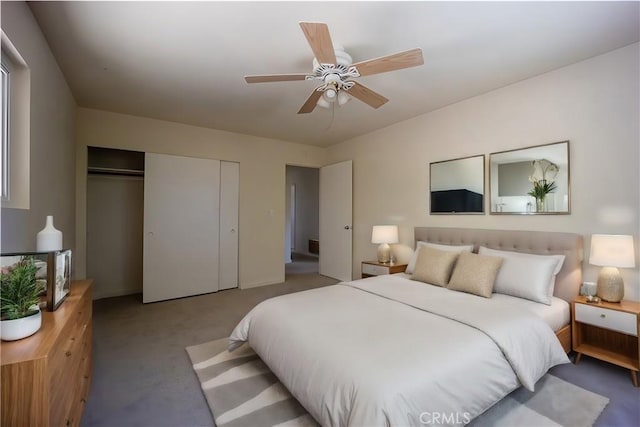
[{"x1": 244, "y1": 22, "x2": 424, "y2": 114}]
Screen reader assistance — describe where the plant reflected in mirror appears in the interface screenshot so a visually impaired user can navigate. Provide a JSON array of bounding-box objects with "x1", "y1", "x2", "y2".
[{"x1": 490, "y1": 141, "x2": 570, "y2": 215}]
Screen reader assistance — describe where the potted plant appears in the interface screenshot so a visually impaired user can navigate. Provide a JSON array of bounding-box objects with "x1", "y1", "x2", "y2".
[{"x1": 1, "y1": 257, "x2": 46, "y2": 341}]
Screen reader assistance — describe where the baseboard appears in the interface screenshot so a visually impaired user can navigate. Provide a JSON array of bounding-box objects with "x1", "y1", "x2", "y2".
[
  {"x1": 240, "y1": 277, "x2": 283, "y2": 289},
  {"x1": 93, "y1": 288, "x2": 141, "y2": 300}
]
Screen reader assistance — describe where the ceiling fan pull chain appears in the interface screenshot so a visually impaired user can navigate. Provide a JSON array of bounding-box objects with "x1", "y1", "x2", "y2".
[{"x1": 325, "y1": 101, "x2": 336, "y2": 131}]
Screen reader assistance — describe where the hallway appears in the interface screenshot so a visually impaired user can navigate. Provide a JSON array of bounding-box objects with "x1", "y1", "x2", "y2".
[{"x1": 285, "y1": 252, "x2": 319, "y2": 276}]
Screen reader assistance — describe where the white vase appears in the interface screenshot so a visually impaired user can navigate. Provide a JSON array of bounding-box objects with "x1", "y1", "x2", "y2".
[
  {"x1": 0, "y1": 309, "x2": 42, "y2": 341},
  {"x1": 36, "y1": 215, "x2": 62, "y2": 251}
]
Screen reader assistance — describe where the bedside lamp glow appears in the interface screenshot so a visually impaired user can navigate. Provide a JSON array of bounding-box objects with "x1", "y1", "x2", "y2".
[
  {"x1": 372, "y1": 225, "x2": 398, "y2": 264},
  {"x1": 589, "y1": 234, "x2": 635, "y2": 302}
]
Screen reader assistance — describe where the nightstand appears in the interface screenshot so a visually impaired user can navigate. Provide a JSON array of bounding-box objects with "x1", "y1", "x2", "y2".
[
  {"x1": 361, "y1": 261, "x2": 408, "y2": 278},
  {"x1": 572, "y1": 296, "x2": 640, "y2": 387}
]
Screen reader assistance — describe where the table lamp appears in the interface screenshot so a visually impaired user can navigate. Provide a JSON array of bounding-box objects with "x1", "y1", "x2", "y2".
[
  {"x1": 371, "y1": 225, "x2": 398, "y2": 264},
  {"x1": 589, "y1": 234, "x2": 635, "y2": 302}
]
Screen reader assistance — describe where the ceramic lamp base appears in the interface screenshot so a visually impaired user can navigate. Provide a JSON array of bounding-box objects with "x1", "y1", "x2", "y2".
[
  {"x1": 377, "y1": 243, "x2": 391, "y2": 264},
  {"x1": 596, "y1": 266, "x2": 624, "y2": 302}
]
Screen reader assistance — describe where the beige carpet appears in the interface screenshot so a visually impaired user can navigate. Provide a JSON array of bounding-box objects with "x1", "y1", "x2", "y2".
[
  {"x1": 187, "y1": 338, "x2": 609, "y2": 427},
  {"x1": 81, "y1": 273, "x2": 338, "y2": 427},
  {"x1": 81, "y1": 271, "x2": 633, "y2": 427}
]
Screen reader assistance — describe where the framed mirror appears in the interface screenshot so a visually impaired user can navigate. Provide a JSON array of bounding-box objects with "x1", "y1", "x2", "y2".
[
  {"x1": 430, "y1": 155, "x2": 485, "y2": 214},
  {"x1": 489, "y1": 141, "x2": 570, "y2": 214}
]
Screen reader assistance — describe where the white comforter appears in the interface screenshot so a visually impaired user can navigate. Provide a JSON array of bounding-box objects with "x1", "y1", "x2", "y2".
[{"x1": 229, "y1": 275, "x2": 569, "y2": 426}]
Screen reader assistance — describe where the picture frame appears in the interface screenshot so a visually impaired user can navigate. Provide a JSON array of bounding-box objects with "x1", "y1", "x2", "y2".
[
  {"x1": 0, "y1": 250, "x2": 72, "y2": 311},
  {"x1": 429, "y1": 154, "x2": 485, "y2": 214},
  {"x1": 50, "y1": 249, "x2": 72, "y2": 310}
]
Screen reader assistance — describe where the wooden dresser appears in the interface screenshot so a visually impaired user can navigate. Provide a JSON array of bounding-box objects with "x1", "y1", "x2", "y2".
[{"x1": 1, "y1": 280, "x2": 93, "y2": 427}]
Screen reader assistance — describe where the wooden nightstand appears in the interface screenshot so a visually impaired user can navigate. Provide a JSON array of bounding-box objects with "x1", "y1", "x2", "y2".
[
  {"x1": 572, "y1": 296, "x2": 640, "y2": 387},
  {"x1": 361, "y1": 261, "x2": 408, "y2": 278}
]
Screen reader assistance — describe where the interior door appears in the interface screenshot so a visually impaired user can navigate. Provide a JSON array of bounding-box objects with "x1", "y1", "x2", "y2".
[
  {"x1": 319, "y1": 160, "x2": 353, "y2": 281},
  {"x1": 219, "y1": 161, "x2": 239, "y2": 290},
  {"x1": 143, "y1": 153, "x2": 220, "y2": 303}
]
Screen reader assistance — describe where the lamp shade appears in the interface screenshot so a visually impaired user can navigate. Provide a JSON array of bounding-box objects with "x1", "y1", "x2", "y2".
[
  {"x1": 371, "y1": 225, "x2": 399, "y2": 244},
  {"x1": 589, "y1": 234, "x2": 635, "y2": 268}
]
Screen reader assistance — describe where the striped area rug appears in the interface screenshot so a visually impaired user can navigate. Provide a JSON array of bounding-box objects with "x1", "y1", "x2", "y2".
[{"x1": 186, "y1": 338, "x2": 608, "y2": 427}]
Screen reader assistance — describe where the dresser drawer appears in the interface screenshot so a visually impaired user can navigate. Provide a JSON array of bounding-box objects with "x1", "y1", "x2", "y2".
[
  {"x1": 49, "y1": 322, "x2": 89, "y2": 426},
  {"x1": 362, "y1": 263, "x2": 390, "y2": 276},
  {"x1": 1, "y1": 280, "x2": 93, "y2": 427},
  {"x1": 575, "y1": 303, "x2": 638, "y2": 336}
]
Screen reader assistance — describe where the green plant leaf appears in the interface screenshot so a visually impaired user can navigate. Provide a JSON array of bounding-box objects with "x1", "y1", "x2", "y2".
[{"x1": 0, "y1": 257, "x2": 44, "y2": 320}]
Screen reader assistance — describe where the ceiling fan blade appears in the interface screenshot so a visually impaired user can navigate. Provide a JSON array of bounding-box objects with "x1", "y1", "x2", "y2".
[
  {"x1": 299, "y1": 22, "x2": 336, "y2": 65},
  {"x1": 245, "y1": 74, "x2": 309, "y2": 83},
  {"x1": 346, "y1": 82, "x2": 388, "y2": 109},
  {"x1": 298, "y1": 89, "x2": 323, "y2": 114},
  {"x1": 352, "y1": 48, "x2": 424, "y2": 77}
]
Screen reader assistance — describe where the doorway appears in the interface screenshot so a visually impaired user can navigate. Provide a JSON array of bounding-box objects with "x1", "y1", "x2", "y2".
[{"x1": 285, "y1": 165, "x2": 319, "y2": 277}]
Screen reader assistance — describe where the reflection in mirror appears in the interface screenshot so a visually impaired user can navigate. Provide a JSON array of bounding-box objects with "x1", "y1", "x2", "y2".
[
  {"x1": 490, "y1": 141, "x2": 570, "y2": 214},
  {"x1": 430, "y1": 155, "x2": 484, "y2": 214}
]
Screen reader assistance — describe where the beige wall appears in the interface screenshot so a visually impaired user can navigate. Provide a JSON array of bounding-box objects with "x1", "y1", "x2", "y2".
[
  {"x1": 0, "y1": 2, "x2": 76, "y2": 254},
  {"x1": 75, "y1": 108, "x2": 326, "y2": 289},
  {"x1": 327, "y1": 44, "x2": 640, "y2": 300},
  {"x1": 6, "y1": 3, "x2": 637, "y2": 300}
]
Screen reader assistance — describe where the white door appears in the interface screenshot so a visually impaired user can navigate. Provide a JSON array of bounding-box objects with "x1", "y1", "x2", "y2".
[
  {"x1": 219, "y1": 161, "x2": 239, "y2": 290},
  {"x1": 319, "y1": 160, "x2": 353, "y2": 281},
  {"x1": 143, "y1": 153, "x2": 221, "y2": 303}
]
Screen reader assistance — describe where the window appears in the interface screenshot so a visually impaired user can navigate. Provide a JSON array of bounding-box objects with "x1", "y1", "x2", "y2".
[
  {"x1": 1, "y1": 31, "x2": 30, "y2": 210},
  {"x1": 1, "y1": 61, "x2": 9, "y2": 201}
]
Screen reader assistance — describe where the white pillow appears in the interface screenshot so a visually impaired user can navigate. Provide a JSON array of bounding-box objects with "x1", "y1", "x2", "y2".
[
  {"x1": 478, "y1": 247, "x2": 565, "y2": 305},
  {"x1": 406, "y1": 241, "x2": 474, "y2": 274}
]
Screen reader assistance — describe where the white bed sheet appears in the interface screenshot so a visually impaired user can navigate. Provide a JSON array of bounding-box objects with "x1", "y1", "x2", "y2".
[
  {"x1": 230, "y1": 274, "x2": 570, "y2": 426},
  {"x1": 395, "y1": 272, "x2": 570, "y2": 331}
]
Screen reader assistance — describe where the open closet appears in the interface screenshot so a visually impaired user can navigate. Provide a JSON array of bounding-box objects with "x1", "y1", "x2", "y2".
[
  {"x1": 87, "y1": 147, "x2": 145, "y2": 300},
  {"x1": 87, "y1": 148, "x2": 239, "y2": 303}
]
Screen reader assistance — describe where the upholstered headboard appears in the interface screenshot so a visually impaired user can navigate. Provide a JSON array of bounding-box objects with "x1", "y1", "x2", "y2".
[{"x1": 414, "y1": 227, "x2": 583, "y2": 302}]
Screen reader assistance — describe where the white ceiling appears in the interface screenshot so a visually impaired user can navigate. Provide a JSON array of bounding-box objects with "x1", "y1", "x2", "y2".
[{"x1": 29, "y1": 1, "x2": 639, "y2": 147}]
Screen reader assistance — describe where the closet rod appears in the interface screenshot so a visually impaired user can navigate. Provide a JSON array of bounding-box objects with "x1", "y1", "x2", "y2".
[{"x1": 87, "y1": 166, "x2": 144, "y2": 177}]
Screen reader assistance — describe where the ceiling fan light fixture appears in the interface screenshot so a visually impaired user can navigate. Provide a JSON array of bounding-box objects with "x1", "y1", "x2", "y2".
[
  {"x1": 247, "y1": 22, "x2": 424, "y2": 114},
  {"x1": 337, "y1": 91, "x2": 351, "y2": 106},
  {"x1": 316, "y1": 97, "x2": 331, "y2": 109},
  {"x1": 324, "y1": 88, "x2": 337, "y2": 100}
]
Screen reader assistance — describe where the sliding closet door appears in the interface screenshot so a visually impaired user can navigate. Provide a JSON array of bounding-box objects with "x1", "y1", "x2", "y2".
[
  {"x1": 219, "y1": 161, "x2": 239, "y2": 290},
  {"x1": 143, "y1": 153, "x2": 221, "y2": 303}
]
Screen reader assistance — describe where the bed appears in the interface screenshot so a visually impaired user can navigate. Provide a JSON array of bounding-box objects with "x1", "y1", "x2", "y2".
[
  {"x1": 413, "y1": 227, "x2": 582, "y2": 353},
  {"x1": 229, "y1": 227, "x2": 583, "y2": 426}
]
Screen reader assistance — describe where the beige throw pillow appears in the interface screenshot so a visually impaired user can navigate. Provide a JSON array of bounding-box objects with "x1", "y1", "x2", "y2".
[
  {"x1": 410, "y1": 246, "x2": 460, "y2": 287},
  {"x1": 406, "y1": 242, "x2": 474, "y2": 274},
  {"x1": 447, "y1": 252, "x2": 503, "y2": 298}
]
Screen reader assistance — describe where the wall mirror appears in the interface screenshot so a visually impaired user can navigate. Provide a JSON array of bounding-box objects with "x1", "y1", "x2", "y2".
[
  {"x1": 430, "y1": 155, "x2": 485, "y2": 214},
  {"x1": 489, "y1": 141, "x2": 570, "y2": 214}
]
